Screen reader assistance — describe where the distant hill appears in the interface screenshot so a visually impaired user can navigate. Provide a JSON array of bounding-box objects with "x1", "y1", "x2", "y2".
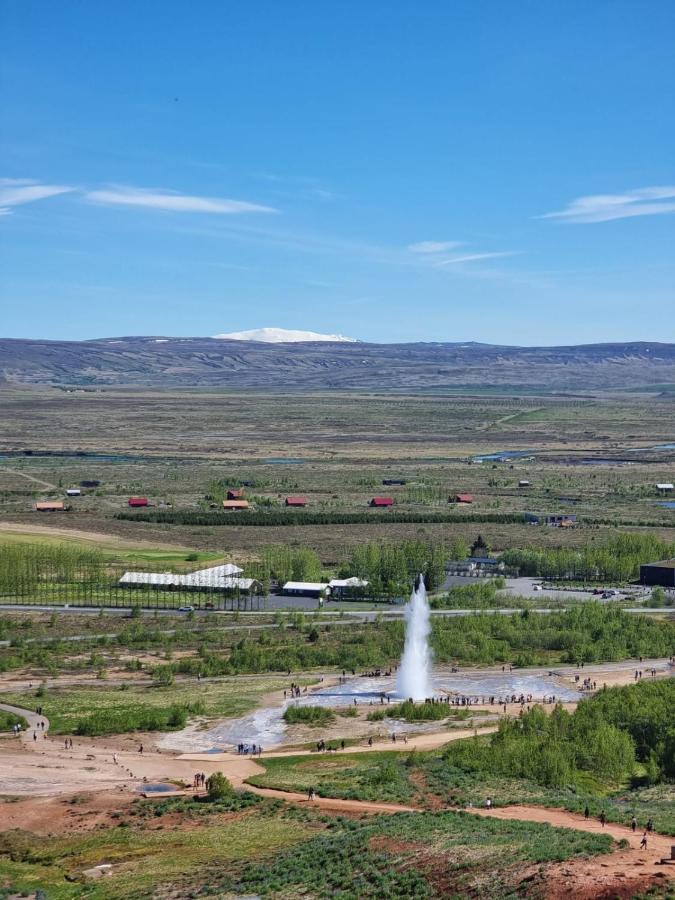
[{"x1": 1, "y1": 337, "x2": 674, "y2": 391}]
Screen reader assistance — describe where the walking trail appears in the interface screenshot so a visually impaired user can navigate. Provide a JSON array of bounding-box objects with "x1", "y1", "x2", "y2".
[{"x1": 1, "y1": 699, "x2": 673, "y2": 896}]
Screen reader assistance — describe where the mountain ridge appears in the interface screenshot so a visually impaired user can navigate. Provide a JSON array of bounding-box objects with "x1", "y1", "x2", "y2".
[{"x1": 1, "y1": 337, "x2": 674, "y2": 391}]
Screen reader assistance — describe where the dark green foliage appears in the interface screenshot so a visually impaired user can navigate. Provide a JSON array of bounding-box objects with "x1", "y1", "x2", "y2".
[
  {"x1": 117, "y1": 508, "x2": 528, "y2": 526},
  {"x1": 339, "y1": 539, "x2": 448, "y2": 594},
  {"x1": 574, "y1": 679, "x2": 675, "y2": 777},
  {"x1": 367, "y1": 699, "x2": 466, "y2": 723},
  {"x1": 283, "y1": 705, "x2": 336, "y2": 727},
  {"x1": 443, "y1": 684, "x2": 666, "y2": 790},
  {"x1": 0, "y1": 710, "x2": 28, "y2": 731},
  {"x1": 502, "y1": 533, "x2": 675, "y2": 582},
  {"x1": 159, "y1": 604, "x2": 674, "y2": 677},
  {"x1": 231, "y1": 810, "x2": 612, "y2": 899},
  {"x1": 206, "y1": 771, "x2": 233, "y2": 800},
  {"x1": 74, "y1": 701, "x2": 203, "y2": 736}
]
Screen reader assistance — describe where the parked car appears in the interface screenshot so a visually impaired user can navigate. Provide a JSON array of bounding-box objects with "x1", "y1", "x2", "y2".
[{"x1": 178, "y1": 605, "x2": 195, "y2": 612}]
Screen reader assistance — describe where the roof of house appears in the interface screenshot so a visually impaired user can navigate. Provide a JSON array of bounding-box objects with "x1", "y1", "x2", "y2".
[
  {"x1": 33, "y1": 501, "x2": 65, "y2": 510},
  {"x1": 66, "y1": 489, "x2": 81, "y2": 495},
  {"x1": 656, "y1": 483, "x2": 674, "y2": 490},
  {"x1": 222, "y1": 500, "x2": 250, "y2": 509},
  {"x1": 285, "y1": 496, "x2": 308, "y2": 504},
  {"x1": 282, "y1": 581, "x2": 329, "y2": 592},
  {"x1": 328, "y1": 577, "x2": 369, "y2": 589},
  {"x1": 128, "y1": 497, "x2": 148, "y2": 503},
  {"x1": 371, "y1": 496, "x2": 394, "y2": 505},
  {"x1": 119, "y1": 563, "x2": 250, "y2": 588},
  {"x1": 641, "y1": 558, "x2": 675, "y2": 570},
  {"x1": 456, "y1": 493, "x2": 474, "y2": 502}
]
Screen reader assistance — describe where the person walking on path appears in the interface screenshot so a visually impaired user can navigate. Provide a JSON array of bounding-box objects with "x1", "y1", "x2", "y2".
[
  {"x1": 584, "y1": 806, "x2": 590, "y2": 820},
  {"x1": 631, "y1": 816, "x2": 637, "y2": 833},
  {"x1": 599, "y1": 811, "x2": 606, "y2": 827},
  {"x1": 640, "y1": 831, "x2": 648, "y2": 850}
]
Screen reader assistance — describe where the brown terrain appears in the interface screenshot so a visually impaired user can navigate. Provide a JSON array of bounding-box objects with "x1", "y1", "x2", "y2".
[{"x1": 2, "y1": 337, "x2": 675, "y2": 390}]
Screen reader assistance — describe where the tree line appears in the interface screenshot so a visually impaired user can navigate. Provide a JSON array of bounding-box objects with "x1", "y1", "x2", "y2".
[{"x1": 502, "y1": 533, "x2": 675, "y2": 582}]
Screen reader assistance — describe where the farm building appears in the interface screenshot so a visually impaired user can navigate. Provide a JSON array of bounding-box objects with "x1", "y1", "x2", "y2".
[
  {"x1": 281, "y1": 581, "x2": 329, "y2": 598},
  {"x1": 128, "y1": 497, "x2": 149, "y2": 507},
  {"x1": 222, "y1": 500, "x2": 250, "y2": 510},
  {"x1": 227, "y1": 489, "x2": 245, "y2": 500},
  {"x1": 33, "y1": 501, "x2": 66, "y2": 512},
  {"x1": 382, "y1": 479, "x2": 406, "y2": 486},
  {"x1": 446, "y1": 557, "x2": 505, "y2": 576},
  {"x1": 454, "y1": 493, "x2": 474, "y2": 504},
  {"x1": 66, "y1": 488, "x2": 81, "y2": 497},
  {"x1": 285, "y1": 496, "x2": 308, "y2": 507},
  {"x1": 80, "y1": 480, "x2": 100, "y2": 488},
  {"x1": 327, "y1": 577, "x2": 369, "y2": 599},
  {"x1": 518, "y1": 480, "x2": 530, "y2": 488},
  {"x1": 119, "y1": 563, "x2": 258, "y2": 593},
  {"x1": 656, "y1": 483, "x2": 673, "y2": 493},
  {"x1": 525, "y1": 513, "x2": 577, "y2": 526},
  {"x1": 640, "y1": 559, "x2": 675, "y2": 588},
  {"x1": 370, "y1": 497, "x2": 394, "y2": 507}
]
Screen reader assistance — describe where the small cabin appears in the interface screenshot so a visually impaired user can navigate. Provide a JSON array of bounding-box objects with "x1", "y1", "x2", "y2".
[
  {"x1": 454, "y1": 493, "x2": 474, "y2": 504},
  {"x1": 128, "y1": 497, "x2": 149, "y2": 507},
  {"x1": 656, "y1": 483, "x2": 674, "y2": 493},
  {"x1": 370, "y1": 496, "x2": 394, "y2": 507},
  {"x1": 518, "y1": 480, "x2": 530, "y2": 488},
  {"x1": 281, "y1": 581, "x2": 329, "y2": 598},
  {"x1": 222, "y1": 500, "x2": 250, "y2": 510},
  {"x1": 66, "y1": 488, "x2": 81, "y2": 497},
  {"x1": 285, "y1": 496, "x2": 308, "y2": 507},
  {"x1": 33, "y1": 501, "x2": 66, "y2": 512}
]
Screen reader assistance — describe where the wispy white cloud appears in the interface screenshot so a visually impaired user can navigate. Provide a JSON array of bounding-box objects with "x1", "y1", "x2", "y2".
[
  {"x1": 84, "y1": 184, "x2": 277, "y2": 214},
  {"x1": 407, "y1": 240, "x2": 463, "y2": 254},
  {"x1": 434, "y1": 251, "x2": 519, "y2": 266},
  {"x1": 0, "y1": 178, "x2": 73, "y2": 216},
  {"x1": 539, "y1": 186, "x2": 675, "y2": 223}
]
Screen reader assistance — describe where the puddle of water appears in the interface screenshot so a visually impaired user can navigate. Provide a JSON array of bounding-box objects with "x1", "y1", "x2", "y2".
[
  {"x1": 139, "y1": 782, "x2": 175, "y2": 793},
  {"x1": 657, "y1": 501, "x2": 675, "y2": 509},
  {"x1": 471, "y1": 451, "x2": 533, "y2": 463}
]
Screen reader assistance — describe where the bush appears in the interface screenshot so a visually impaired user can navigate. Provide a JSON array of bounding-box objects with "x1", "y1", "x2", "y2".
[
  {"x1": 206, "y1": 771, "x2": 233, "y2": 800},
  {"x1": 283, "y1": 705, "x2": 335, "y2": 727}
]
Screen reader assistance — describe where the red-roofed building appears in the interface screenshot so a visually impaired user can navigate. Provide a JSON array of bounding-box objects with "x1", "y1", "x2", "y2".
[
  {"x1": 285, "y1": 496, "x2": 308, "y2": 507},
  {"x1": 222, "y1": 500, "x2": 250, "y2": 510},
  {"x1": 454, "y1": 493, "x2": 474, "y2": 504},
  {"x1": 128, "y1": 497, "x2": 149, "y2": 507},
  {"x1": 370, "y1": 496, "x2": 394, "y2": 507}
]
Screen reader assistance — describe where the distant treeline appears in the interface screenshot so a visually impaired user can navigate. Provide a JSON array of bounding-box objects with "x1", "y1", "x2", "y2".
[
  {"x1": 502, "y1": 533, "x2": 675, "y2": 582},
  {"x1": 115, "y1": 509, "x2": 528, "y2": 527}
]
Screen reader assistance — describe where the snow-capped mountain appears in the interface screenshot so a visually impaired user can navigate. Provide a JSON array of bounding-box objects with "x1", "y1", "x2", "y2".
[{"x1": 213, "y1": 327, "x2": 358, "y2": 343}]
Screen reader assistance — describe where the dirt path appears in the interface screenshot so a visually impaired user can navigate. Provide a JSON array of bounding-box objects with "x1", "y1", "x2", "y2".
[{"x1": 1, "y1": 468, "x2": 58, "y2": 491}]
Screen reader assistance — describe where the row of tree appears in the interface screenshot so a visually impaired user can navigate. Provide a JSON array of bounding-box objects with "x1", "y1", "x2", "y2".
[{"x1": 502, "y1": 533, "x2": 675, "y2": 582}]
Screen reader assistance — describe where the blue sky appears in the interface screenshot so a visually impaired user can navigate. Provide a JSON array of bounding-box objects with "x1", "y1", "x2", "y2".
[{"x1": 1, "y1": 0, "x2": 674, "y2": 344}]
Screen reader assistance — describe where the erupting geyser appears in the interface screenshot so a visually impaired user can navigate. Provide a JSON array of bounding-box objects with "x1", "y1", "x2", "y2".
[{"x1": 396, "y1": 574, "x2": 433, "y2": 701}]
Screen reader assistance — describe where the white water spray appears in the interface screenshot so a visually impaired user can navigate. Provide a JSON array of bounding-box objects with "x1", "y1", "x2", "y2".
[{"x1": 396, "y1": 574, "x2": 433, "y2": 701}]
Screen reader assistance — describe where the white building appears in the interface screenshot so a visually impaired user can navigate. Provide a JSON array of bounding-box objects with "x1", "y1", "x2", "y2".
[
  {"x1": 327, "y1": 577, "x2": 369, "y2": 598},
  {"x1": 281, "y1": 581, "x2": 329, "y2": 598},
  {"x1": 118, "y1": 563, "x2": 256, "y2": 592}
]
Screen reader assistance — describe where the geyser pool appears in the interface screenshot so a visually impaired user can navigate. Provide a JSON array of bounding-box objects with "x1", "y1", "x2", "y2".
[{"x1": 396, "y1": 574, "x2": 433, "y2": 701}]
